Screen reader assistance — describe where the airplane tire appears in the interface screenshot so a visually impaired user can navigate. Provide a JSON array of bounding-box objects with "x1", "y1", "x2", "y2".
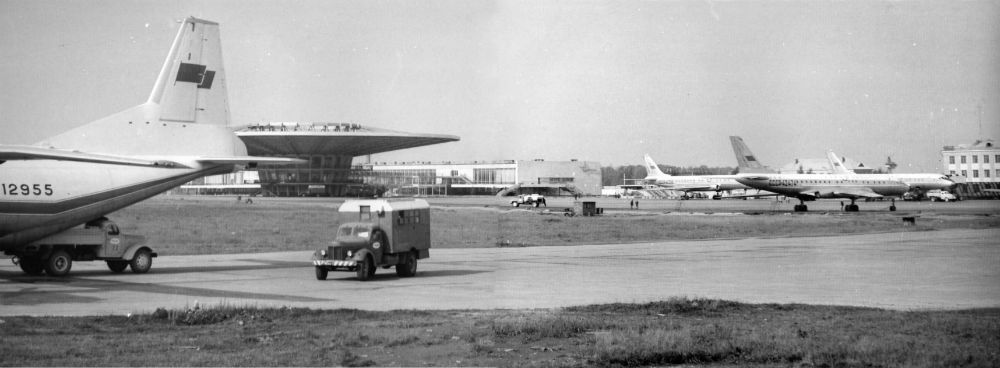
[
  {"x1": 45, "y1": 250, "x2": 73, "y2": 277},
  {"x1": 18, "y1": 257, "x2": 45, "y2": 276},
  {"x1": 315, "y1": 266, "x2": 328, "y2": 280},
  {"x1": 396, "y1": 252, "x2": 417, "y2": 277},
  {"x1": 107, "y1": 261, "x2": 129, "y2": 273},
  {"x1": 356, "y1": 256, "x2": 375, "y2": 281},
  {"x1": 130, "y1": 249, "x2": 153, "y2": 274},
  {"x1": 793, "y1": 204, "x2": 807, "y2": 212}
]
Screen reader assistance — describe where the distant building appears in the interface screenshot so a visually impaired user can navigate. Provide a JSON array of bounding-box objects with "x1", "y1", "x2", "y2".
[
  {"x1": 179, "y1": 121, "x2": 459, "y2": 196},
  {"x1": 942, "y1": 139, "x2": 998, "y2": 183},
  {"x1": 183, "y1": 158, "x2": 603, "y2": 197},
  {"x1": 941, "y1": 139, "x2": 999, "y2": 198},
  {"x1": 366, "y1": 159, "x2": 602, "y2": 196}
]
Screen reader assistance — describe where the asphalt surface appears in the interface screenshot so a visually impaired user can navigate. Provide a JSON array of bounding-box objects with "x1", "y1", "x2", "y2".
[{"x1": 1, "y1": 228, "x2": 997, "y2": 316}]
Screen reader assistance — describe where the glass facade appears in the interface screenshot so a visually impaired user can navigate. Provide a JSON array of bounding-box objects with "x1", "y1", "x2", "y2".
[
  {"x1": 257, "y1": 154, "x2": 363, "y2": 196},
  {"x1": 473, "y1": 168, "x2": 515, "y2": 185}
]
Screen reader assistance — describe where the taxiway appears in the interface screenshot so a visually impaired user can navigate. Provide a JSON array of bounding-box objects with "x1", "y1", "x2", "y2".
[{"x1": 1, "y1": 228, "x2": 997, "y2": 316}]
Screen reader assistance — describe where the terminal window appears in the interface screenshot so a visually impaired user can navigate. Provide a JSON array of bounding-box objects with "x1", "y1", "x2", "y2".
[
  {"x1": 973, "y1": 155, "x2": 978, "y2": 164},
  {"x1": 986, "y1": 155, "x2": 990, "y2": 164},
  {"x1": 973, "y1": 170, "x2": 979, "y2": 178},
  {"x1": 986, "y1": 170, "x2": 991, "y2": 178},
  {"x1": 949, "y1": 156, "x2": 955, "y2": 164},
  {"x1": 961, "y1": 156, "x2": 967, "y2": 164}
]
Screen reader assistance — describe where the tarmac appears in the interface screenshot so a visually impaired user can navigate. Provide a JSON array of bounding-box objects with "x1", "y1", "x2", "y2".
[{"x1": 1, "y1": 228, "x2": 997, "y2": 316}]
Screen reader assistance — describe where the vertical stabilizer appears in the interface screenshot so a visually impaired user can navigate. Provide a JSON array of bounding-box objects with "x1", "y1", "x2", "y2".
[
  {"x1": 729, "y1": 136, "x2": 770, "y2": 173},
  {"x1": 41, "y1": 17, "x2": 244, "y2": 157},
  {"x1": 826, "y1": 150, "x2": 854, "y2": 174},
  {"x1": 643, "y1": 154, "x2": 669, "y2": 179},
  {"x1": 150, "y1": 17, "x2": 230, "y2": 126}
]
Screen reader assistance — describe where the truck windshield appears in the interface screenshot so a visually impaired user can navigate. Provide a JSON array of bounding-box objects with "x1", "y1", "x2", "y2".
[{"x1": 338, "y1": 225, "x2": 371, "y2": 238}]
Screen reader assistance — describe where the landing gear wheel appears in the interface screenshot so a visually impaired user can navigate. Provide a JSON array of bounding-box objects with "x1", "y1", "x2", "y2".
[
  {"x1": 130, "y1": 249, "x2": 152, "y2": 274},
  {"x1": 18, "y1": 257, "x2": 45, "y2": 276},
  {"x1": 356, "y1": 256, "x2": 375, "y2": 281},
  {"x1": 107, "y1": 260, "x2": 129, "y2": 273},
  {"x1": 846, "y1": 204, "x2": 859, "y2": 212},
  {"x1": 889, "y1": 205, "x2": 897, "y2": 211},
  {"x1": 396, "y1": 252, "x2": 418, "y2": 277},
  {"x1": 315, "y1": 266, "x2": 328, "y2": 280},
  {"x1": 793, "y1": 204, "x2": 808, "y2": 212},
  {"x1": 45, "y1": 250, "x2": 73, "y2": 277}
]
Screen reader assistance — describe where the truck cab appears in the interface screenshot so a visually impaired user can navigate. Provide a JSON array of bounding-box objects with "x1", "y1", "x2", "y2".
[
  {"x1": 313, "y1": 199, "x2": 431, "y2": 281},
  {"x1": 11, "y1": 218, "x2": 154, "y2": 277}
]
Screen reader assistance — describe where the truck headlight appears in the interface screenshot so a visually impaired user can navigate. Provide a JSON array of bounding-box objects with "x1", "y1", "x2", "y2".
[
  {"x1": 347, "y1": 250, "x2": 353, "y2": 258},
  {"x1": 320, "y1": 250, "x2": 327, "y2": 257}
]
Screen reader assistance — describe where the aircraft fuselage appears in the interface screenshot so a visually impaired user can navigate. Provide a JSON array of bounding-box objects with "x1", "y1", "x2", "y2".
[
  {"x1": 736, "y1": 174, "x2": 909, "y2": 200},
  {"x1": 0, "y1": 160, "x2": 230, "y2": 250}
]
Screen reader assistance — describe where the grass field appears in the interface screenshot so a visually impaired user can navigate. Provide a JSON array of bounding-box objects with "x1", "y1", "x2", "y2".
[
  {"x1": 1, "y1": 298, "x2": 997, "y2": 367},
  {"x1": 108, "y1": 196, "x2": 1000, "y2": 255}
]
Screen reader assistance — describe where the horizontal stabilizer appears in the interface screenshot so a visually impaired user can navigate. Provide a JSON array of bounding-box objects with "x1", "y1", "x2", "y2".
[{"x1": 0, "y1": 145, "x2": 183, "y2": 167}]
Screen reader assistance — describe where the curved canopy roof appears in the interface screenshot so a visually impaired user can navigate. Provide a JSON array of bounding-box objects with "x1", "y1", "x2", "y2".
[{"x1": 234, "y1": 123, "x2": 459, "y2": 157}]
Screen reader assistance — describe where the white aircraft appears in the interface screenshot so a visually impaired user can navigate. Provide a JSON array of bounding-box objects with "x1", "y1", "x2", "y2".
[
  {"x1": 825, "y1": 150, "x2": 955, "y2": 194},
  {"x1": 735, "y1": 171, "x2": 910, "y2": 212},
  {"x1": 643, "y1": 154, "x2": 750, "y2": 196},
  {"x1": 0, "y1": 17, "x2": 301, "y2": 275}
]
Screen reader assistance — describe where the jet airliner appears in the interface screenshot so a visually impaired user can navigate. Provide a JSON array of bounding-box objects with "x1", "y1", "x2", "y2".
[
  {"x1": 825, "y1": 150, "x2": 954, "y2": 194},
  {"x1": 0, "y1": 17, "x2": 301, "y2": 275},
  {"x1": 643, "y1": 154, "x2": 750, "y2": 196}
]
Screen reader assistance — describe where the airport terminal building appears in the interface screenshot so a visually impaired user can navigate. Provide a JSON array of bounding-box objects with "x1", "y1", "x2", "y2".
[
  {"x1": 179, "y1": 121, "x2": 601, "y2": 196},
  {"x1": 183, "y1": 158, "x2": 602, "y2": 197},
  {"x1": 364, "y1": 159, "x2": 601, "y2": 196},
  {"x1": 231, "y1": 121, "x2": 457, "y2": 196}
]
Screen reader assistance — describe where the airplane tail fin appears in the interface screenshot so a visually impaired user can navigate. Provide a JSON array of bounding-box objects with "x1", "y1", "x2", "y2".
[
  {"x1": 38, "y1": 17, "x2": 245, "y2": 159},
  {"x1": 149, "y1": 17, "x2": 230, "y2": 126},
  {"x1": 729, "y1": 136, "x2": 769, "y2": 173},
  {"x1": 643, "y1": 154, "x2": 668, "y2": 179},
  {"x1": 826, "y1": 150, "x2": 854, "y2": 174}
]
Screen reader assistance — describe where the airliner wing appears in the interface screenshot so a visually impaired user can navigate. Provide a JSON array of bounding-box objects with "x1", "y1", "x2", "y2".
[
  {"x1": 671, "y1": 184, "x2": 720, "y2": 192},
  {"x1": 824, "y1": 187, "x2": 885, "y2": 199},
  {"x1": 0, "y1": 145, "x2": 178, "y2": 167}
]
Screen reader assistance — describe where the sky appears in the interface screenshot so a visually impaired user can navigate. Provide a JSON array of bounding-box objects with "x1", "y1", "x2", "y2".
[{"x1": 1, "y1": 0, "x2": 998, "y2": 172}]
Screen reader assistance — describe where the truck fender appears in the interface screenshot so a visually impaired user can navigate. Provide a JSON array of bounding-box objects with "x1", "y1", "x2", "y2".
[
  {"x1": 351, "y1": 249, "x2": 374, "y2": 263},
  {"x1": 121, "y1": 244, "x2": 157, "y2": 261}
]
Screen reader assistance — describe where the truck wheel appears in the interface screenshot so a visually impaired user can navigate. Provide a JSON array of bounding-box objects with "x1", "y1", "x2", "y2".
[
  {"x1": 45, "y1": 250, "x2": 73, "y2": 277},
  {"x1": 130, "y1": 249, "x2": 153, "y2": 274},
  {"x1": 107, "y1": 261, "x2": 129, "y2": 273},
  {"x1": 315, "y1": 266, "x2": 328, "y2": 280},
  {"x1": 18, "y1": 257, "x2": 45, "y2": 276},
  {"x1": 356, "y1": 256, "x2": 375, "y2": 281},
  {"x1": 396, "y1": 252, "x2": 418, "y2": 277}
]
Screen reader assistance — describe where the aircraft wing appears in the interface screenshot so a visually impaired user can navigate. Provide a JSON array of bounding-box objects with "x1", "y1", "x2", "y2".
[
  {"x1": 815, "y1": 187, "x2": 885, "y2": 199},
  {"x1": 655, "y1": 183, "x2": 721, "y2": 192},
  {"x1": 0, "y1": 145, "x2": 179, "y2": 167}
]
